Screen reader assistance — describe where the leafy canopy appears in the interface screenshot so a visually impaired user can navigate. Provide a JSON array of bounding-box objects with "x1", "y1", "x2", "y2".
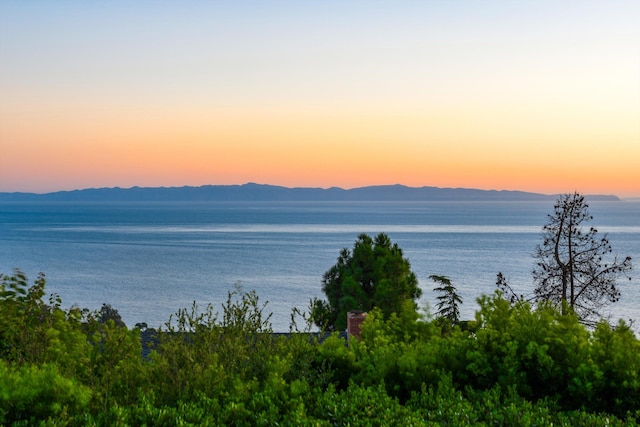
[
  {"x1": 2, "y1": 268, "x2": 640, "y2": 424},
  {"x1": 311, "y1": 233, "x2": 421, "y2": 331}
]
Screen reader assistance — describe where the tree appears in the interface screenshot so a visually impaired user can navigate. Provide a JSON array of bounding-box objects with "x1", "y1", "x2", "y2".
[
  {"x1": 99, "y1": 303, "x2": 126, "y2": 328},
  {"x1": 1, "y1": 269, "x2": 51, "y2": 363},
  {"x1": 310, "y1": 233, "x2": 421, "y2": 331},
  {"x1": 533, "y1": 192, "x2": 632, "y2": 323},
  {"x1": 430, "y1": 275, "x2": 462, "y2": 325},
  {"x1": 495, "y1": 272, "x2": 535, "y2": 306}
]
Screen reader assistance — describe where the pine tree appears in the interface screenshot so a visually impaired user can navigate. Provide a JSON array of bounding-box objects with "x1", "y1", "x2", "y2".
[
  {"x1": 533, "y1": 193, "x2": 632, "y2": 324},
  {"x1": 430, "y1": 275, "x2": 462, "y2": 325},
  {"x1": 311, "y1": 233, "x2": 421, "y2": 331}
]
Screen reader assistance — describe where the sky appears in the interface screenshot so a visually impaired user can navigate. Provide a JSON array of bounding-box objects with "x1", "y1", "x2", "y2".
[{"x1": 1, "y1": 1, "x2": 639, "y2": 197}]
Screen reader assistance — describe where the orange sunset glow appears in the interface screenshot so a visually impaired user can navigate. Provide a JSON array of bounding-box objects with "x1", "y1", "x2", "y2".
[{"x1": 1, "y1": 2, "x2": 639, "y2": 197}]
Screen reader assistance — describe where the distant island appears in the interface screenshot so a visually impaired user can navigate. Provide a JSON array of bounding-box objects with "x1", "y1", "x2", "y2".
[{"x1": 0, "y1": 183, "x2": 621, "y2": 202}]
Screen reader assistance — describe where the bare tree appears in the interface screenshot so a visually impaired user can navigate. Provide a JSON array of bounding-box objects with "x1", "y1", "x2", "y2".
[
  {"x1": 533, "y1": 192, "x2": 632, "y2": 324},
  {"x1": 496, "y1": 272, "x2": 534, "y2": 306}
]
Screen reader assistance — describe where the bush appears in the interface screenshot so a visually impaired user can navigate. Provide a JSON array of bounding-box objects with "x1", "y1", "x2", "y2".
[
  {"x1": 0, "y1": 360, "x2": 91, "y2": 425},
  {"x1": 2, "y1": 269, "x2": 639, "y2": 425}
]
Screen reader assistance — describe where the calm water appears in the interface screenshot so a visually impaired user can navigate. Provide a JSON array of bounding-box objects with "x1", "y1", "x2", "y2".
[{"x1": 1, "y1": 200, "x2": 638, "y2": 332}]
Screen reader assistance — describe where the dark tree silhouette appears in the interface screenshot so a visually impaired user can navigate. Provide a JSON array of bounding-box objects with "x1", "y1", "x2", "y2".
[
  {"x1": 495, "y1": 272, "x2": 535, "y2": 306},
  {"x1": 99, "y1": 303, "x2": 126, "y2": 328},
  {"x1": 533, "y1": 192, "x2": 632, "y2": 324}
]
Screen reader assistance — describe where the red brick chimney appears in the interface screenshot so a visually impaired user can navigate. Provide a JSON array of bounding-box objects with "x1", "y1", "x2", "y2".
[{"x1": 347, "y1": 310, "x2": 367, "y2": 343}]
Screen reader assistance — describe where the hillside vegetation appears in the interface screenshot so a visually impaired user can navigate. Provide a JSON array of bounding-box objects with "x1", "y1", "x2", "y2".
[{"x1": 1, "y1": 269, "x2": 639, "y2": 426}]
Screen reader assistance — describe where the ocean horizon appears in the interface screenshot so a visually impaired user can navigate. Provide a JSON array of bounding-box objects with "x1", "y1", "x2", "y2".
[{"x1": 1, "y1": 199, "x2": 638, "y2": 333}]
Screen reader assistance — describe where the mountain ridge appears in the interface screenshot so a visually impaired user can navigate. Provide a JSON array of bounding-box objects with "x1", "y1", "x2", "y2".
[{"x1": 0, "y1": 183, "x2": 621, "y2": 202}]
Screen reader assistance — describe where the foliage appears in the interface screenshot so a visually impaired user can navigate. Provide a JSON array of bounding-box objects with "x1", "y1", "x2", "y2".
[
  {"x1": 0, "y1": 360, "x2": 92, "y2": 425},
  {"x1": 2, "y1": 269, "x2": 640, "y2": 425},
  {"x1": 147, "y1": 285, "x2": 277, "y2": 407},
  {"x1": 1, "y1": 270, "x2": 53, "y2": 364},
  {"x1": 430, "y1": 274, "x2": 463, "y2": 326},
  {"x1": 98, "y1": 303, "x2": 126, "y2": 328},
  {"x1": 310, "y1": 233, "x2": 421, "y2": 331},
  {"x1": 533, "y1": 192, "x2": 632, "y2": 324}
]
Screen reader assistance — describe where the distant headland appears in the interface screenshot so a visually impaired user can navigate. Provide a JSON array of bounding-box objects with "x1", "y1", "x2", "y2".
[{"x1": 0, "y1": 183, "x2": 621, "y2": 202}]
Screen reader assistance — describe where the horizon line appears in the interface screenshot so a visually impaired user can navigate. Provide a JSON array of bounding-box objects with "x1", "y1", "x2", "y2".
[{"x1": 0, "y1": 182, "x2": 629, "y2": 200}]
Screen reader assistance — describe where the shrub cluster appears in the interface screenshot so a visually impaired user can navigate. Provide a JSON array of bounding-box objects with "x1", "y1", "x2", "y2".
[{"x1": 1, "y1": 269, "x2": 639, "y2": 426}]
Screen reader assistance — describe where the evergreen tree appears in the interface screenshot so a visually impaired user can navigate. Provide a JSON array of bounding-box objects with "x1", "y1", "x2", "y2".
[
  {"x1": 311, "y1": 233, "x2": 421, "y2": 331},
  {"x1": 430, "y1": 275, "x2": 462, "y2": 325}
]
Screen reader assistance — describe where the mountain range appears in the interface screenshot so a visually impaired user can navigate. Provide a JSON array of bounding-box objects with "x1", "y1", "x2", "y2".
[{"x1": 0, "y1": 183, "x2": 621, "y2": 202}]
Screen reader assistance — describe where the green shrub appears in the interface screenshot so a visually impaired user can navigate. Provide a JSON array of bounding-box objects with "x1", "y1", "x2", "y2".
[
  {"x1": 309, "y1": 382, "x2": 423, "y2": 426},
  {"x1": 0, "y1": 360, "x2": 91, "y2": 425},
  {"x1": 583, "y1": 320, "x2": 640, "y2": 415},
  {"x1": 3, "y1": 269, "x2": 639, "y2": 425},
  {"x1": 1, "y1": 270, "x2": 53, "y2": 364}
]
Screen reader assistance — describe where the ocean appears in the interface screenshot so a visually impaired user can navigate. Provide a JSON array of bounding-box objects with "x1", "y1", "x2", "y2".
[{"x1": 1, "y1": 200, "x2": 638, "y2": 332}]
